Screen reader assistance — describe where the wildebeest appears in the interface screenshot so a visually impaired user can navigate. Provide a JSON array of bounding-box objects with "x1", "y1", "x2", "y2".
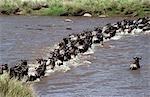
[
  {"x1": 9, "y1": 60, "x2": 28, "y2": 80},
  {"x1": 130, "y1": 57, "x2": 142, "y2": 70},
  {"x1": 36, "y1": 60, "x2": 47, "y2": 78},
  {"x1": 27, "y1": 59, "x2": 47, "y2": 81},
  {"x1": 0, "y1": 64, "x2": 8, "y2": 74}
]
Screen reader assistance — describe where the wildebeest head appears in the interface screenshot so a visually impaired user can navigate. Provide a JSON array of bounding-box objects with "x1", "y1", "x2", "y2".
[
  {"x1": 133, "y1": 57, "x2": 142, "y2": 62},
  {"x1": 2, "y1": 64, "x2": 8, "y2": 71},
  {"x1": 94, "y1": 26, "x2": 102, "y2": 33},
  {"x1": 21, "y1": 60, "x2": 27, "y2": 66},
  {"x1": 58, "y1": 41, "x2": 66, "y2": 49},
  {"x1": 63, "y1": 37, "x2": 69, "y2": 44},
  {"x1": 79, "y1": 32, "x2": 86, "y2": 39},
  {"x1": 36, "y1": 58, "x2": 47, "y2": 65},
  {"x1": 102, "y1": 23, "x2": 112, "y2": 34},
  {"x1": 121, "y1": 19, "x2": 128, "y2": 26},
  {"x1": 0, "y1": 64, "x2": 8, "y2": 74}
]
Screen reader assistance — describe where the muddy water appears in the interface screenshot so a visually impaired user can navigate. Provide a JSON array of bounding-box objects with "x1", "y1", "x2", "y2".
[{"x1": 0, "y1": 16, "x2": 150, "y2": 97}]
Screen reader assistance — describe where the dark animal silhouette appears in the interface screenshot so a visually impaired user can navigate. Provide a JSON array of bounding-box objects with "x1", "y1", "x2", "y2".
[{"x1": 130, "y1": 57, "x2": 142, "y2": 70}]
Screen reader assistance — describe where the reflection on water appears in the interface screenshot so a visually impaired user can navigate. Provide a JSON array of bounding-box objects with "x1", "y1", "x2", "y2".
[{"x1": 0, "y1": 16, "x2": 150, "y2": 97}]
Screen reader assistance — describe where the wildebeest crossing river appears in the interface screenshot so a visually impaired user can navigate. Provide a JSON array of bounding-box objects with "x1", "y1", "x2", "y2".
[{"x1": 0, "y1": 16, "x2": 150, "y2": 97}]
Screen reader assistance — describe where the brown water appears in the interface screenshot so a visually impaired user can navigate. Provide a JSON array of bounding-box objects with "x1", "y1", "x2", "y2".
[{"x1": 0, "y1": 16, "x2": 150, "y2": 97}]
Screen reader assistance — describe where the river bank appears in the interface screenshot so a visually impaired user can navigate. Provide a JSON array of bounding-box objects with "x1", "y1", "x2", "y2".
[
  {"x1": 0, "y1": 73, "x2": 35, "y2": 97},
  {"x1": 0, "y1": 0, "x2": 150, "y2": 17}
]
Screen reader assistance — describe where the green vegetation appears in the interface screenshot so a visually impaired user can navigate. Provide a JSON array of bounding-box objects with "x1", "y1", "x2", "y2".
[
  {"x1": 0, "y1": 73, "x2": 34, "y2": 97},
  {"x1": 0, "y1": 0, "x2": 150, "y2": 16}
]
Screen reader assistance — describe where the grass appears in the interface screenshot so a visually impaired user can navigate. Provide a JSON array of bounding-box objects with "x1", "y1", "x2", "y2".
[
  {"x1": 0, "y1": 0, "x2": 150, "y2": 16},
  {"x1": 38, "y1": 1, "x2": 67, "y2": 16},
  {"x1": 0, "y1": 73, "x2": 35, "y2": 97}
]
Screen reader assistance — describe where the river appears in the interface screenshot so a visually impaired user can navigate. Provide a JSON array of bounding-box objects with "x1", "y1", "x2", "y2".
[{"x1": 0, "y1": 16, "x2": 150, "y2": 97}]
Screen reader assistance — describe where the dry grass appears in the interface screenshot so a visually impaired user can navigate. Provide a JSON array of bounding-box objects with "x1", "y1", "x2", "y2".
[{"x1": 0, "y1": 73, "x2": 35, "y2": 97}]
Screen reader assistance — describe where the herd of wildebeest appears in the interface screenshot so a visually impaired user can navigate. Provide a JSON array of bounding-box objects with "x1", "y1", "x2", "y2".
[{"x1": 0, "y1": 17, "x2": 150, "y2": 82}]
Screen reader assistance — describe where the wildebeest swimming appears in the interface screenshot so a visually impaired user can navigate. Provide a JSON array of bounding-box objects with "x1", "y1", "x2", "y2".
[
  {"x1": 130, "y1": 57, "x2": 142, "y2": 70},
  {"x1": 0, "y1": 17, "x2": 149, "y2": 82},
  {"x1": 9, "y1": 60, "x2": 28, "y2": 80}
]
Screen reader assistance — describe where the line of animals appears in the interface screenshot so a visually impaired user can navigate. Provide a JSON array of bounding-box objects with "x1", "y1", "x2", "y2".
[{"x1": 0, "y1": 17, "x2": 149, "y2": 82}]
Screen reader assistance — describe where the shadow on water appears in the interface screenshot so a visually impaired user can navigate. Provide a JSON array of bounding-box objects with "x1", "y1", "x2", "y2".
[{"x1": 0, "y1": 16, "x2": 150, "y2": 97}]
